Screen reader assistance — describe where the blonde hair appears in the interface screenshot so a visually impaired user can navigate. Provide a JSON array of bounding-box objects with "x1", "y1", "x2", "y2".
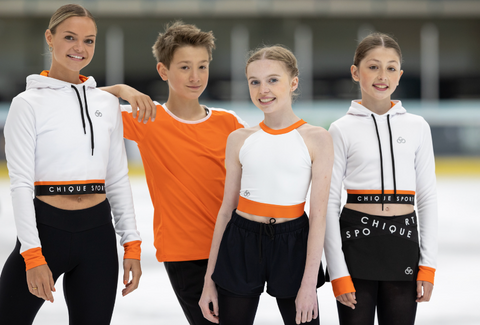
[
  {"x1": 246, "y1": 45, "x2": 299, "y2": 79},
  {"x1": 152, "y1": 21, "x2": 216, "y2": 67},
  {"x1": 48, "y1": 4, "x2": 96, "y2": 34}
]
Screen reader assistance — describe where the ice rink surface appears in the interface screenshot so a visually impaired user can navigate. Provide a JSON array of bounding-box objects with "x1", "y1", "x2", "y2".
[{"x1": 0, "y1": 176, "x2": 479, "y2": 324}]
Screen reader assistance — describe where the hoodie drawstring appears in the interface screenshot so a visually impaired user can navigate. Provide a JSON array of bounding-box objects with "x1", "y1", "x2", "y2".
[
  {"x1": 258, "y1": 218, "x2": 276, "y2": 263},
  {"x1": 387, "y1": 115, "x2": 397, "y2": 201},
  {"x1": 71, "y1": 85, "x2": 95, "y2": 155},
  {"x1": 371, "y1": 114, "x2": 397, "y2": 210}
]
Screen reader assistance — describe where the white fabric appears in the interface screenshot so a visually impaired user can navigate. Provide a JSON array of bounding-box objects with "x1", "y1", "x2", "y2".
[
  {"x1": 4, "y1": 74, "x2": 141, "y2": 255},
  {"x1": 239, "y1": 127, "x2": 311, "y2": 206},
  {"x1": 324, "y1": 100, "x2": 438, "y2": 282}
]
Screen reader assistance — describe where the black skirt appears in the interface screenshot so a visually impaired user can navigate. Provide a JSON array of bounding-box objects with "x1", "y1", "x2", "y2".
[{"x1": 340, "y1": 207, "x2": 420, "y2": 281}]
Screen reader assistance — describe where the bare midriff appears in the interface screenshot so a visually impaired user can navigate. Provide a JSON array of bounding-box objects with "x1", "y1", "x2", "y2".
[
  {"x1": 236, "y1": 209, "x2": 300, "y2": 224},
  {"x1": 345, "y1": 203, "x2": 414, "y2": 216},
  {"x1": 37, "y1": 193, "x2": 106, "y2": 210}
]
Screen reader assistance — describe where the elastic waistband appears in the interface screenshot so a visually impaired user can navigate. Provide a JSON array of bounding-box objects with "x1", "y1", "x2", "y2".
[
  {"x1": 34, "y1": 198, "x2": 112, "y2": 232},
  {"x1": 347, "y1": 192, "x2": 414, "y2": 205},
  {"x1": 231, "y1": 209, "x2": 308, "y2": 235},
  {"x1": 340, "y1": 207, "x2": 418, "y2": 243},
  {"x1": 35, "y1": 181, "x2": 106, "y2": 196}
]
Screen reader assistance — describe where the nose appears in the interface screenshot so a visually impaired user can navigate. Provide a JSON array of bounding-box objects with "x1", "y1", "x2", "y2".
[
  {"x1": 377, "y1": 69, "x2": 386, "y2": 81},
  {"x1": 260, "y1": 82, "x2": 269, "y2": 94},
  {"x1": 189, "y1": 69, "x2": 199, "y2": 83},
  {"x1": 73, "y1": 40, "x2": 84, "y2": 53}
]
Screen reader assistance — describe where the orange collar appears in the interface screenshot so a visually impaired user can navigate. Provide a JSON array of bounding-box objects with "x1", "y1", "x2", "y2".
[{"x1": 40, "y1": 70, "x2": 88, "y2": 83}]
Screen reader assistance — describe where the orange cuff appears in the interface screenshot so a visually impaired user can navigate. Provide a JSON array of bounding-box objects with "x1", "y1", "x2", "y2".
[
  {"x1": 417, "y1": 265, "x2": 435, "y2": 285},
  {"x1": 331, "y1": 276, "x2": 356, "y2": 297},
  {"x1": 123, "y1": 240, "x2": 141, "y2": 260},
  {"x1": 21, "y1": 247, "x2": 47, "y2": 271}
]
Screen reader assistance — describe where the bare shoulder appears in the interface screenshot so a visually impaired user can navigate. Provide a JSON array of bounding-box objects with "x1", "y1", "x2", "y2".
[
  {"x1": 297, "y1": 123, "x2": 332, "y2": 147},
  {"x1": 227, "y1": 125, "x2": 261, "y2": 151}
]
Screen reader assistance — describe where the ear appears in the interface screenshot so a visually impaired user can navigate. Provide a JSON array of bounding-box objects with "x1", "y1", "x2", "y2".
[
  {"x1": 290, "y1": 76, "x2": 299, "y2": 92},
  {"x1": 157, "y1": 62, "x2": 168, "y2": 81},
  {"x1": 45, "y1": 29, "x2": 53, "y2": 48},
  {"x1": 351, "y1": 65, "x2": 360, "y2": 82}
]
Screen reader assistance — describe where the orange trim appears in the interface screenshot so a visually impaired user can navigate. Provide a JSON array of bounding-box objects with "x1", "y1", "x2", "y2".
[
  {"x1": 417, "y1": 265, "x2": 435, "y2": 285},
  {"x1": 331, "y1": 276, "x2": 356, "y2": 297},
  {"x1": 34, "y1": 180, "x2": 105, "y2": 186},
  {"x1": 21, "y1": 247, "x2": 47, "y2": 271},
  {"x1": 40, "y1": 70, "x2": 88, "y2": 83},
  {"x1": 347, "y1": 189, "x2": 415, "y2": 195},
  {"x1": 259, "y1": 119, "x2": 306, "y2": 135},
  {"x1": 123, "y1": 240, "x2": 142, "y2": 260},
  {"x1": 237, "y1": 196, "x2": 305, "y2": 218}
]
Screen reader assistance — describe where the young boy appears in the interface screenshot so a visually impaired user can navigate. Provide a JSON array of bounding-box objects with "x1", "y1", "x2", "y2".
[{"x1": 104, "y1": 22, "x2": 246, "y2": 324}]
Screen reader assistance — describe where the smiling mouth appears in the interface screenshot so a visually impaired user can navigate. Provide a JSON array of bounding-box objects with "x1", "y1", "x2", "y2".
[
  {"x1": 259, "y1": 98, "x2": 275, "y2": 103},
  {"x1": 68, "y1": 54, "x2": 84, "y2": 60},
  {"x1": 374, "y1": 84, "x2": 388, "y2": 90}
]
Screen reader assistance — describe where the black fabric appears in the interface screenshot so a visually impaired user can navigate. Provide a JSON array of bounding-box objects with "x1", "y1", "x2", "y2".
[
  {"x1": 164, "y1": 259, "x2": 217, "y2": 325},
  {"x1": 346, "y1": 193, "x2": 414, "y2": 205},
  {"x1": 337, "y1": 278, "x2": 417, "y2": 325},
  {"x1": 217, "y1": 286, "x2": 320, "y2": 325},
  {"x1": 212, "y1": 210, "x2": 325, "y2": 298},
  {"x1": 340, "y1": 208, "x2": 420, "y2": 281},
  {"x1": 35, "y1": 183, "x2": 106, "y2": 196},
  {"x1": 0, "y1": 199, "x2": 118, "y2": 325}
]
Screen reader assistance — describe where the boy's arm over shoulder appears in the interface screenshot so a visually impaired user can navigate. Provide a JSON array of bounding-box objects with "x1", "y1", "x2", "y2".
[{"x1": 121, "y1": 102, "x2": 162, "y2": 143}]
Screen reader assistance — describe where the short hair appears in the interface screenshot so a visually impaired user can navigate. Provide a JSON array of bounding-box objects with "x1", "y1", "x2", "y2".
[
  {"x1": 48, "y1": 4, "x2": 96, "y2": 35},
  {"x1": 353, "y1": 32, "x2": 402, "y2": 67},
  {"x1": 152, "y1": 21, "x2": 216, "y2": 68},
  {"x1": 246, "y1": 45, "x2": 299, "y2": 79}
]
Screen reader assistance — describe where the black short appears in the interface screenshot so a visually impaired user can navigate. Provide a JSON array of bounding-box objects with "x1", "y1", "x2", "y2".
[
  {"x1": 340, "y1": 207, "x2": 420, "y2": 281},
  {"x1": 212, "y1": 210, "x2": 325, "y2": 298}
]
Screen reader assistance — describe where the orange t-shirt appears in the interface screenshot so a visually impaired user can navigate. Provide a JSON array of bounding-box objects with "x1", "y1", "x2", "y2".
[{"x1": 122, "y1": 104, "x2": 246, "y2": 262}]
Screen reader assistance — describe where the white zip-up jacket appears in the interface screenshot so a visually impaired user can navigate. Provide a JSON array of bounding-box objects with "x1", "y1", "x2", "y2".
[
  {"x1": 4, "y1": 72, "x2": 141, "y2": 270},
  {"x1": 324, "y1": 100, "x2": 438, "y2": 297}
]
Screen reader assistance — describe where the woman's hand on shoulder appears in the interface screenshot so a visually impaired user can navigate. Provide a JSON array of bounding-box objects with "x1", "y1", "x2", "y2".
[
  {"x1": 122, "y1": 258, "x2": 142, "y2": 296},
  {"x1": 295, "y1": 284, "x2": 318, "y2": 324},
  {"x1": 100, "y1": 84, "x2": 156, "y2": 123},
  {"x1": 199, "y1": 279, "x2": 219, "y2": 324},
  {"x1": 416, "y1": 280, "x2": 433, "y2": 302},
  {"x1": 26, "y1": 264, "x2": 55, "y2": 302},
  {"x1": 336, "y1": 292, "x2": 357, "y2": 309}
]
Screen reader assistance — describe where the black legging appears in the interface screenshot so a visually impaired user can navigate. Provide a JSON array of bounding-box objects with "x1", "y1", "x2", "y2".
[
  {"x1": 217, "y1": 287, "x2": 320, "y2": 325},
  {"x1": 337, "y1": 278, "x2": 417, "y2": 325},
  {"x1": 0, "y1": 199, "x2": 119, "y2": 325}
]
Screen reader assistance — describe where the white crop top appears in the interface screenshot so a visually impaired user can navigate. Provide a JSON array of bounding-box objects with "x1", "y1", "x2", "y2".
[
  {"x1": 4, "y1": 72, "x2": 141, "y2": 269},
  {"x1": 324, "y1": 100, "x2": 438, "y2": 296},
  {"x1": 237, "y1": 119, "x2": 312, "y2": 218}
]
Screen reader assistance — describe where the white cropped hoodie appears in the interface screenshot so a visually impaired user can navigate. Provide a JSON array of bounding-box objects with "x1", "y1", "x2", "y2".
[
  {"x1": 4, "y1": 72, "x2": 141, "y2": 270},
  {"x1": 324, "y1": 100, "x2": 438, "y2": 297}
]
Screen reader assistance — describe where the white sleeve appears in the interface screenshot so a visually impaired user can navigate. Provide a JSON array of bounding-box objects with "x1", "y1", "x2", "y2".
[
  {"x1": 415, "y1": 119, "x2": 438, "y2": 269},
  {"x1": 105, "y1": 103, "x2": 141, "y2": 246},
  {"x1": 4, "y1": 96, "x2": 40, "y2": 254},
  {"x1": 324, "y1": 123, "x2": 351, "y2": 281}
]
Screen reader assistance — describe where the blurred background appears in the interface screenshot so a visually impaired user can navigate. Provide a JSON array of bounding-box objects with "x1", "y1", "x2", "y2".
[{"x1": 0, "y1": 1, "x2": 479, "y2": 324}]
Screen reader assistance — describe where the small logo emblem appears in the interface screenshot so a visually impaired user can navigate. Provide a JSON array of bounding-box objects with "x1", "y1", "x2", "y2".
[
  {"x1": 397, "y1": 137, "x2": 406, "y2": 144},
  {"x1": 95, "y1": 110, "x2": 102, "y2": 117},
  {"x1": 405, "y1": 267, "x2": 413, "y2": 275},
  {"x1": 243, "y1": 190, "x2": 250, "y2": 197}
]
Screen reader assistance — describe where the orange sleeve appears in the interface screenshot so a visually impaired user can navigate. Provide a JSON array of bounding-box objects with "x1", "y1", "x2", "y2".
[
  {"x1": 21, "y1": 247, "x2": 47, "y2": 271},
  {"x1": 123, "y1": 240, "x2": 141, "y2": 260},
  {"x1": 417, "y1": 265, "x2": 436, "y2": 285},
  {"x1": 122, "y1": 111, "x2": 149, "y2": 142},
  {"x1": 331, "y1": 275, "x2": 356, "y2": 297}
]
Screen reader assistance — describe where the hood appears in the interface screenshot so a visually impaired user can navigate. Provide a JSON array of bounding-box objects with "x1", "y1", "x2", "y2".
[
  {"x1": 347, "y1": 100, "x2": 406, "y2": 119},
  {"x1": 25, "y1": 73, "x2": 97, "y2": 91}
]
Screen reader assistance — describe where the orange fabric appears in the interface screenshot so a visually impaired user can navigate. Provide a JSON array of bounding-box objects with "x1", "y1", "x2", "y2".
[
  {"x1": 237, "y1": 196, "x2": 305, "y2": 219},
  {"x1": 259, "y1": 119, "x2": 306, "y2": 135},
  {"x1": 417, "y1": 265, "x2": 436, "y2": 285},
  {"x1": 40, "y1": 70, "x2": 88, "y2": 83},
  {"x1": 34, "y1": 179, "x2": 105, "y2": 186},
  {"x1": 123, "y1": 240, "x2": 142, "y2": 260},
  {"x1": 347, "y1": 189, "x2": 415, "y2": 195},
  {"x1": 122, "y1": 106, "x2": 244, "y2": 262},
  {"x1": 331, "y1": 276, "x2": 356, "y2": 297},
  {"x1": 21, "y1": 247, "x2": 47, "y2": 271}
]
